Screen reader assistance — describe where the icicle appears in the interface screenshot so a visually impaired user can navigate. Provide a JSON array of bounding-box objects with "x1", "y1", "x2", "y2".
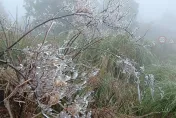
[{"x1": 136, "y1": 77, "x2": 141, "y2": 102}]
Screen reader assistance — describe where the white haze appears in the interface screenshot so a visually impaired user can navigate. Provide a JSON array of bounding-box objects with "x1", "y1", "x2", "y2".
[
  {"x1": 2, "y1": 0, "x2": 176, "y2": 40},
  {"x1": 1, "y1": 0, "x2": 25, "y2": 20}
]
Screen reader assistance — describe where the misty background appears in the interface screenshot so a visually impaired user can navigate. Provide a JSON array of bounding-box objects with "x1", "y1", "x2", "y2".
[{"x1": 1, "y1": 0, "x2": 176, "y2": 41}]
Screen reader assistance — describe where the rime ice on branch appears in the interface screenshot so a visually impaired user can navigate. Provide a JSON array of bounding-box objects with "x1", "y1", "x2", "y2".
[{"x1": 21, "y1": 43, "x2": 93, "y2": 117}]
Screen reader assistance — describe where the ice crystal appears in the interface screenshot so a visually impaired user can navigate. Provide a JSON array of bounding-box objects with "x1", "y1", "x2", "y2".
[{"x1": 21, "y1": 43, "x2": 93, "y2": 117}]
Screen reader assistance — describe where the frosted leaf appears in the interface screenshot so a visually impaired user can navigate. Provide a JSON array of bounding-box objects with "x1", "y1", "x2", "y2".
[
  {"x1": 117, "y1": 58, "x2": 137, "y2": 78},
  {"x1": 140, "y1": 66, "x2": 145, "y2": 73},
  {"x1": 137, "y1": 77, "x2": 141, "y2": 102},
  {"x1": 135, "y1": 72, "x2": 140, "y2": 79},
  {"x1": 144, "y1": 75, "x2": 149, "y2": 86},
  {"x1": 72, "y1": 71, "x2": 78, "y2": 79},
  {"x1": 21, "y1": 43, "x2": 93, "y2": 116},
  {"x1": 86, "y1": 111, "x2": 92, "y2": 118},
  {"x1": 121, "y1": 59, "x2": 136, "y2": 75},
  {"x1": 147, "y1": 74, "x2": 155, "y2": 100},
  {"x1": 90, "y1": 69, "x2": 100, "y2": 77},
  {"x1": 158, "y1": 87, "x2": 164, "y2": 99},
  {"x1": 59, "y1": 111, "x2": 71, "y2": 118}
]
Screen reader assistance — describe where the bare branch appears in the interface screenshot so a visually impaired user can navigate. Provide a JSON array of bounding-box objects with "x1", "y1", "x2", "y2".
[{"x1": 0, "y1": 13, "x2": 92, "y2": 57}]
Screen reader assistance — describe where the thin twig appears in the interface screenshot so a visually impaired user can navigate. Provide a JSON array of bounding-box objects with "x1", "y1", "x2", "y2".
[
  {"x1": 0, "y1": 13, "x2": 92, "y2": 57},
  {"x1": 4, "y1": 78, "x2": 32, "y2": 101},
  {"x1": 64, "y1": 32, "x2": 81, "y2": 55},
  {"x1": 136, "y1": 28, "x2": 150, "y2": 42},
  {"x1": 31, "y1": 112, "x2": 42, "y2": 118},
  {"x1": 0, "y1": 20, "x2": 8, "y2": 47},
  {"x1": 38, "y1": 11, "x2": 59, "y2": 51},
  {"x1": 4, "y1": 99, "x2": 14, "y2": 118},
  {"x1": 73, "y1": 38, "x2": 103, "y2": 59},
  {"x1": 103, "y1": 20, "x2": 135, "y2": 39},
  {"x1": 0, "y1": 59, "x2": 26, "y2": 80}
]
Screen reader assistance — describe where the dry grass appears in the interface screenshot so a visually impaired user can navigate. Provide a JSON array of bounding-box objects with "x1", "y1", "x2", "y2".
[{"x1": 0, "y1": 67, "x2": 39, "y2": 118}]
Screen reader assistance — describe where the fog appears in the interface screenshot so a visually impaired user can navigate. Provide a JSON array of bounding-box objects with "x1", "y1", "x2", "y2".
[
  {"x1": 137, "y1": 0, "x2": 171, "y2": 22},
  {"x1": 2, "y1": 0, "x2": 25, "y2": 19},
  {"x1": 136, "y1": 0, "x2": 176, "y2": 40},
  {"x1": 1, "y1": 0, "x2": 176, "y2": 40}
]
